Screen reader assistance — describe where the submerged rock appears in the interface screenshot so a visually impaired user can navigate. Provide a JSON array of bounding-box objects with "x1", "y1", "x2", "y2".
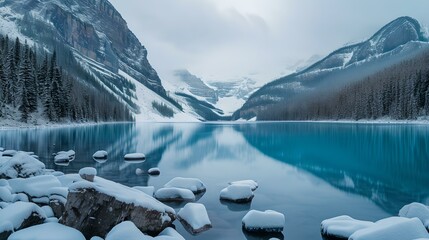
[
  {"x1": 164, "y1": 177, "x2": 206, "y2": 194},
  {"x1": 178, "y1": 203, "x2": 212, "y2": 234},
  {"x1": 61, "y1": 176, "x2": 175, "y2": 239},
  {"x1": 242, "y1": 210, "x2": 285, "y2": 233}
]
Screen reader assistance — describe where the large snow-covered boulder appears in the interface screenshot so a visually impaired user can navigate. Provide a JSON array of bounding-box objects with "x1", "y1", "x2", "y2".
[
  {"x1": 155, "y1": 187, "x2": 195, "y2": 202},
  {"x1": 105, "y1": 221, "x2": 152, "y2": 240},
  {"x1": 242, "y1": 210, "x2": 285, "y2": 233},
  {"x1": 349, "y1": 217, "x2": 429, "y2": 240},
  {"x1": 0, "y1": 152, "x2": 45, "y2": 179},
  {"x1": 321, "y1": 215, "x2": 374, "y2": 240},
  {"x1": 177, "y1": 203, "x2": 212, "y2": 234},
  {"x1": 8, "y1": 222, "x2": 85, "y2": 240},
  {"x1": 220, "y1": 185, "x2": 254, "y2": 203},
  {"x1": 164, "y1": 177, "x2": 206, "y2": 194},
  {"x1": 399, "y1": 203, "x2": 429, "y2": 230},
  {"x1": 0, "y1": 202, "x2": 47, "y2": 239},
  {"x1": 60, "y1": 176, "x2": 176, "y2": 239}
]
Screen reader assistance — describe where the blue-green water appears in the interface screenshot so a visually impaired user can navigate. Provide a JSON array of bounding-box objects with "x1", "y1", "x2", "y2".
[{"x1": 1, "y1": 122, "x2": 429, "y2": 239}]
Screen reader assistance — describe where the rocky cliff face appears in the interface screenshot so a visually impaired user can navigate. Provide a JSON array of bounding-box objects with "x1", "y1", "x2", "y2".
[
  {"x1": 0, "y1": 0, "x2": 175, "y2": 118},
  {"x1": 234, "y1": 17, "x2": 429, "y2": 120}
]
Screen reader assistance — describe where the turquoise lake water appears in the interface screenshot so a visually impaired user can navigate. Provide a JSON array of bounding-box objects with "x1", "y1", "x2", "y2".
[{"x1": 1, "y1": 122, "x2": 428, "y2": 239}]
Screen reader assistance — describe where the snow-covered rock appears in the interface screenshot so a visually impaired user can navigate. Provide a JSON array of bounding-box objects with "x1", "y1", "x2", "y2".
[
  {"x1": 0, "y1": 186, "x2": 13, "y2": 202},
  {"x1": 321, "y1": 215, "x2": 374, "y2": 240},
  {"x1": 1, "y1": 150, "x2": 17, "y2": 157},
  {"x1": 0, "y1": 202, "x2": 47, "y2": 239},
  {"x1": 105, "y1": 221, "x2": 151, "y2": 240},
  {"x1": 79, "y1": 167, "x2": 97, "y2": 182},
  {"x1": 155, "y1": 187, "x2": 195, "y2": 202},
  {"x1": 0, "y1": 152, "x2": 45, "y2": 179},
  {"x1": 56, "y1": 150, "x2": 75, "y2": 161},
  {"x1": 177, "y1": 203, "x2": 212, "y2": 234},
  {"x1": 133, "y1": 186, "x2": 155, "y2": 196},
  {"x1": 124, "y1": 153, "x2": 146, "y2": 162},
  {"x1": 164, "y1": 177, "x2": 206, "y2": 194},
  {"x1": 148, "y1": 168, "x2": 160, "y2": 176},
  {"x1": 61, "y1": 176, "x2": 175, "y2": 238},
  {"x1": 92, "y1": 150, "x2": 108, "y2": 160},
  {"x1": 229, "y1": 180, "x2": 258, "y2": 191},
  {"x1": 399, "y1": 203, "x2": 429, "y2": 230},
  {"x1": 242, "y1": 210, "x2": 285, "y2": 233},
  {"x1": 54, "y1": 155, "x2": 71, "y2": 166},
  {"x1": 8, "y1": 175, "x2": 62, "y2": 200},
  {"x1": 8, "y1": 222, "x2": 85, "y2": 240},
  {"x1": 155, "y1": 227, "x2": 185, "y2": 240},
  {"x1": 0, "y1": 147, "x2": 4, "y2": 152},
  {"x1": 349, "y1": 217, "x2": 429, "y2": 240},
  {"x1": 41, "y1": 206, "x2": 54, "y2": 218},
  {"x1": 220, "y1": 185, "x2": 254, "y2": 203}
]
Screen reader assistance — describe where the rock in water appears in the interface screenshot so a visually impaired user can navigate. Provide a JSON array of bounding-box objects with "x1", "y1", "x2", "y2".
[
  {"x1": 92, "y1": 151, "x2": 108, "y2": 160},
  {"x1": 154, "y1": 187, "x2": 195, "y2": 202},
  {"x1": 79, "y1": 167, "x2": 97, "y2": 182},
  {"x1": 124, "y1": 153, "x2": 146, "y2": 162},
  {"x1": 229, "y1": 180, "x2": 258, "y2": 191},
  {"x1": 220, "y1": 185, "x2": 254, "y2": 203},
  {"x1": 399, "y1": 202, "x2": 429, "y2": 231},
  {"x1": 164, "y1": 177, "x2": 206, "y2": 194},
  {"x1": 242, "y1": 210, "x2": 285, "y2": 233},
  {"x1": 177, "y1": 203, "x2": 212, "y2": 234},
  {"x1": 321, "y1": 215, "x2": 374, "y2": 240},
  {"x1": 0, "y1": 152, "x2": 45, "y2": 179},
  {"x1": 61, "y1": 176, "x2": 175, "y2": 239},
  {"x1": 148, "y1": 168, "x2": 160, "y2": 176}
]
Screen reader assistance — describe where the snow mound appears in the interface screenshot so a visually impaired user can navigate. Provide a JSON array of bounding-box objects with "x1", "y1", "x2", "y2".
[
  {"x1": 349, "y1": 217, "x2": 429, "y2": 240},
  {"x1": 9, "y1": 175, "x2": 62, "y2": 198},
  {"x1": 0, "y1": 202, "x2": 46, "y2": 231},
  {"x1": 164, "y1": 177, "x2": 206, "y2": 194},
  {"x1": 0, "y1": 152, "x2": 45, "y2": 179},
  {"x1": 132, "y1": 186, "x2": 155, "y2": 196},
  {"x1": 92, "y1": 150, "x2": 108, "y2": 160},
  {"x1": 242, "y1": 210, "x2": 285, "y2": 233},
  {"x1": 2, "y1": 150, "x2": 17, "y2": 157},
  {"x1": 399, "y1": 203, "x2": 429, "y2": 229},
  {"x1": 105, "y1": 221, "x2": 151, "y2": 240},
  {"x1": 155, "y1": 227, "x2": 185, "y2": 240},
  {"x1": 321, "y1": 215, "x2": 374, "y2": 239},
  {"x1": 124, "y1": 153, "x2": 146, "y2": 161},
  {"x1": 148, "y1": 168, "x2": 160, "y2": 175},
  {"x1": 8, "y1": 222, "x2": 85, "y2": 240},
  {"x1": 220, "y1": 184, "x2": 254, "y2": 203},
  {"x1": 41, "y1": 206, "x2": 54, "y2": 218},
  {"x1": 69, "y1": 176, "x2": 175, "y2": 214},
  {"x1": 178, "y1": 203, "x2": 212, "y2": 234},
  {"x1": 155, "y1": 187, "x2": 195, "y2": 202},
  {"x1": 229, "y1": 180, "x2": 258, "y2": 191}
]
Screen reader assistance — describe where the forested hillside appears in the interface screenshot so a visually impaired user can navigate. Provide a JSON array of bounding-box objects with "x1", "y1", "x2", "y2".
[
  {"x1": 260, "y1": 50, "x2": 429, "y2": 121},
  {"x1": 0, "y1": 35, "x2": 133, "y2": 124}
]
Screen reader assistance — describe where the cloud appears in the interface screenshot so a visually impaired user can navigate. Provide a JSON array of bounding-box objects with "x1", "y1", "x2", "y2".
[{"x1": 109, "y1": 0, "x2": 429, "y2": 84}]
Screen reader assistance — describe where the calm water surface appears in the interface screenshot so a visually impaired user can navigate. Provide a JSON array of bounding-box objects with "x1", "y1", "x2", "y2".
[{"x1": 1, "y1": 122, "x2": 429, "y2": 240}]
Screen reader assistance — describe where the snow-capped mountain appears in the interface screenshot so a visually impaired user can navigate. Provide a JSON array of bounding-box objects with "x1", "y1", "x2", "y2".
[
  {"x1": 0, "y1": 0, "x2": 197, "y2": 121},
  {"x1": 234, "y1": 16, "x2": 429, "y2": 120},
  {"x1": 166, "y1": 70, "x2": 258, "y2": 119}
]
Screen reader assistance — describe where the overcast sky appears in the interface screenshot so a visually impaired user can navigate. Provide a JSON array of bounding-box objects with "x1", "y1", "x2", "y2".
[{"x1": 109, "y1": 0, "x2": 429, "y2": 84}]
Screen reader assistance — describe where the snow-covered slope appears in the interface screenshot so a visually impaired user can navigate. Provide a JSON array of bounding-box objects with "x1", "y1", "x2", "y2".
[
  {"x1": 235, "y1": 16, "x2": 429, "y2": 120},
  {"x1": 0, "y1": 0, "x2": 197, "y2": 122}
]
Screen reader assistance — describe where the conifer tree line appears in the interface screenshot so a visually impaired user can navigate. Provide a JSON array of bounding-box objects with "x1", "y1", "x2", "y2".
[
  {"x1": 260, "y1": 50, "x2": 429, "y2": 121},
  {"x1": 0, "y1": 35, "x2": 133, "y2": 123}
]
